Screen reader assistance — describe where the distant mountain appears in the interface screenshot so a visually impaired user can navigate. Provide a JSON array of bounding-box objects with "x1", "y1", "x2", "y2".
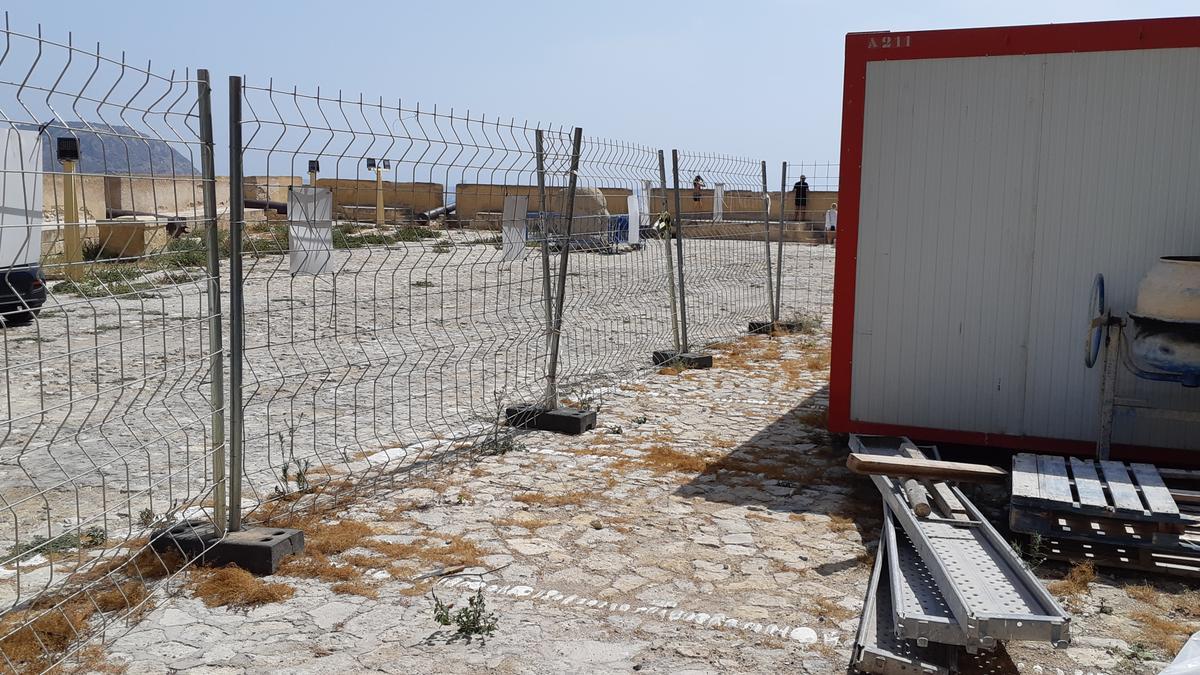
[{"x1": 27, "y1": 121, "x2": 198, "y2": 176}]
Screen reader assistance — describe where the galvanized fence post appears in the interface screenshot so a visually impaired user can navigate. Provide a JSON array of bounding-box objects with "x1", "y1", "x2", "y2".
[
  {"x1": 776, "y1": 161, "x2": 787, "y2": 320},
  {"x1": 671, "y1": 150, "x2": 690, "y2": 352},
  {"x1": 536, "y1": 130, "x2": 552, "y2": 353},
  {"x1": 227, "y1": 75, "x2": 245, "y2": 533},
  {"x1": 761, "y1": 160, "x2": 777, "y2": 324},
  {"x1": 198, "y1": 69, "x2": 226, "y2": 537},
  {"x1": 658, "y1": 150, "x2": 681, "y2": 352},
  {"x1": 543, "y1": 127, "x2": 584, "y2": 408}
]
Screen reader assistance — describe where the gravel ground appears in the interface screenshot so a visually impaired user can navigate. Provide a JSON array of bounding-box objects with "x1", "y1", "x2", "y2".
[{"x1": 78, "y1": 332, "x2": 1194, "y2": 675}]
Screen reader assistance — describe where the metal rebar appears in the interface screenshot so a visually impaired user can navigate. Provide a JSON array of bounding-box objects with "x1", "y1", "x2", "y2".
[
  {"x1": 761, "y1": 160, "x2": 776, "y2": 324},
  {"x1": 227, "y1": 75, "x2": 245, "y2": 533},
  {"x1": 658, "y1": 150, "x2": 681, "y2": 352},
  {"x1": 544, "y1": 127, "x2": 584, "y2": 407},
  {"x1": 197, "y1": 69, "x2": 226, "y2": 538},
  {"x1": 671, "y1": 150, "x2": 690, "y2": 353}
]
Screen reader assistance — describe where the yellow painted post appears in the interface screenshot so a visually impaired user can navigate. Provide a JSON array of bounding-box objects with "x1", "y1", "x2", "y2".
[
  {"x1": 61, "y1": 159, "x2": 82, "y2": 281},
  {"x1": 375, "y1": 166, "x2": 384, "y2": 227}
]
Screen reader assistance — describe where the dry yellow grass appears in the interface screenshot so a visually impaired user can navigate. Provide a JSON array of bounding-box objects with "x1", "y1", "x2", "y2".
[
  {"x1": 513, "y1": 490, "x2": 597, "y2": 507},
  {"x1": 92, "y1": 581, "x2": 149, "y2": 614},
  {"x1": 828, "y1": 514, "x2": 857, "y2": 533},
  {"x1": 494, "y1": 514, "x2": 558, "y2": 530},
  {"x1": 813, "y1": 596, "x2": 855, "y2": 621},
  {"x1": 364, "y1": 533, "x2": 483, "y2": 568},
  {"x1": 1047, "y1": 561, "x2": 1096, "y2": 598},
  {"x1": 278, "y1": 554, "x2": 362, "y2": 582},
  {"x1": 331, "y1": 580, "x2": 379, "y2": 599},
  {"x1": 189, "y1": 566, "x2": 295, "y2": 609},
  {"x1": 1131, "y1": 610, "x2": 1192, "y2": 655},
  {"x1": 304, "y1": 520, "x2": 375, "y2": 556},
  {"x1": 1125, "y1": 583, "x2": 1160, "y2": 605}
]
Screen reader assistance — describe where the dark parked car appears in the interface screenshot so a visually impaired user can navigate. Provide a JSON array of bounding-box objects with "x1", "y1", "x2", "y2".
[{"x1": 1, "y1": 263, "x2": 47, "y2": 326}]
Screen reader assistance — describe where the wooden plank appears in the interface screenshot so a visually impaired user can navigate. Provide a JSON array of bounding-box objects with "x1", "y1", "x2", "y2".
[
  {"x1": 1130, "y1": 463, "x2": 1181, "y2": 517},
  {"x1": 845, "y1": 453, "x2": 1008, "y2": 482},
  {"x1": 927, "y1": 481, "x2": 971, "y2": 521},
  {"x1": 1099, "y1": 461, "x2": 1146, "y2": 514},
  {"x1": 1158, "y1": 468, "x2": 1200, "y2": 484},
  {"x1": 1036, "y1": 455, "x2": 1074, "y2": 506},
  {"x1": 1171, "y1": 488, "x2": 1200, "y2": 505},
  {"x1": 1068, "y1": 458, "x2": 1108, "y2": 508},
  {"x1": 1010, "y1": 453, "x2": 1041, "y2": 501}
]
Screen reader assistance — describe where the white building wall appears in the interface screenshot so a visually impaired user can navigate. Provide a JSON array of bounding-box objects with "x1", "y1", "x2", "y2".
[{"x1": 851, "y1": 48, "x2": 1200, "y2": 448}]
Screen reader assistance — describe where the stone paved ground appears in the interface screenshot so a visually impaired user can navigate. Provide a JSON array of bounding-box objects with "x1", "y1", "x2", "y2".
[{"x1": 92, "y1": 333, "x2": 1194, "y2": 674}]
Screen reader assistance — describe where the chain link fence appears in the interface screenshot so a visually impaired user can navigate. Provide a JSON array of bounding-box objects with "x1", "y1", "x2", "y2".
[{"x1": 0, "y1": 18, "x2": 838, "y2": 672}]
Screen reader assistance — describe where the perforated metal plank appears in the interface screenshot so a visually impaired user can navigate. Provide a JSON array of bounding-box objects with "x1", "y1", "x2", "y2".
[
  {"x1": 1098, "y1": 460, "x2": 1145, "y2": 514},
  {"x1": 883, "y1": 505, "x2": 971, "y2": 648},
  {"x1": 1067, "y1": 458, "x2": 1107, "y2": 508},
  {"x1": 1129, "y1": 463, "x2": 1180, "y2": 518},
  {"x1": 853, "y1": 531, "x2": 958, "y2": 675},
  {"x1": 1010, "y1": 454, "x2": 1041, "y2": 502},
  {"x1": 872, "y1": 471, "x2": 1071, "y2": 647},
  {"x1": 1036, "y1": 455, "x2": 1073, "y2": 505}
]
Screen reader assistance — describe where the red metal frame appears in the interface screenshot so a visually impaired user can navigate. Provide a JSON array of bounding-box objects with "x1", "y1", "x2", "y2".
[{"x1": 829, "y1": 17, "x2": 1200, "y2": 462}]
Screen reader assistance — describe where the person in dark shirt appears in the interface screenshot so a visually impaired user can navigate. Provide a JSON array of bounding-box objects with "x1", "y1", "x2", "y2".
[
  {"x1": 692, "y1": 175, "x2": 705, "y2": 214},
  {"x1": 793, "y1": 175, "x2": 809, "y2": 221}
]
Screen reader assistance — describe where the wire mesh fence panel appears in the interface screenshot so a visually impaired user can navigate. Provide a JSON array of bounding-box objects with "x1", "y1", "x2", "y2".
[
  {"x1": 778, "y1": 161, "x2": 837, "y2": 328},
  {"x1": 232, "y1": 81, "x2": 586, "y2": 524},
  {"x1": 551, "y1": 136, "x2": 679, "y2": 402},
  {"x1": 671, "y1": 151, "x2": 774, "y2": 348},
  {"x1": 0, "y1": 18, "x2": 223, "y2": 673}
]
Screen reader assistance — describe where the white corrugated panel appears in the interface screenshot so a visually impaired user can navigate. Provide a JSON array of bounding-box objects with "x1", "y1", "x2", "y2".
[{"x1": 852, "y1": 48, "x2": 1200, "y2": 448}]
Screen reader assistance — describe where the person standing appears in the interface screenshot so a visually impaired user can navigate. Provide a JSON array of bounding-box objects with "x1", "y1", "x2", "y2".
[
  {"x1": 793, "y1": 175, "x2": 809, "y2": 221},
  {"x1": 824, "y1": 201, "x2": 838, "y2": 245},
  {"x1": 692, "y1": 175, "x2": 705, "y2": 215}
]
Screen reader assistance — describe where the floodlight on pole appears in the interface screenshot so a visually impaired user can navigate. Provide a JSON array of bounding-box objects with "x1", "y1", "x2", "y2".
[{"x1": 57, "y1": 137, "x2": 83, "y2": 280}]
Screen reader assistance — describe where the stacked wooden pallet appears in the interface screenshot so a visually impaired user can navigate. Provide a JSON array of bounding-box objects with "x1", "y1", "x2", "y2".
[{"x1": 1009, "y1": 454, "x2": 1200, "y2": 578}]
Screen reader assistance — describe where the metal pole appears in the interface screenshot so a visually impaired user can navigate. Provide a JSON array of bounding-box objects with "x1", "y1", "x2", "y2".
[
  {"x1": 1097, "y1": 323, "x2": 1121, "y2": 461},
  {"x1": 761, "y1": 160, "x2": 776, "y2": 324},
  {"x1": 197, "y1": 70, "x2": 226, "y2": 537},
  {"x1": 775, "y1": 161, "x2": 787, "y2": 320},
  {"x1": 671, "y1": 150, "x2": 690, "y2": 352},
  {"x1": 658, "y1": 150, "x2": 681, "y2": 352},
  {"x1": 227, "y1": 75, "x2": 245, "y2": 533},
  {"x1": 544, "y1": 127, "x2": 584, "y2": 408},
  {"x1": 375, "y1": 165, "x2": 385, "y2": 227},
  {"x1": 536, "y1": 130, "x2": 552, "y2": 353},
  {"x1": 61, "y1": 159, "x2": 82, "y2": 281}
]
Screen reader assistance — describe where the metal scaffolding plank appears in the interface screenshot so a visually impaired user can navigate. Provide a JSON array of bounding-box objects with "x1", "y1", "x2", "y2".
[
  {"x1": 883, "y1": 505, "x2": 971, "y2": 648},
  {"x1": 851, "y1": 435, "x2": 1071, "y2": 648},
  {"x1": 852, "y1": 527, "x2": 958, "y2": 675}
]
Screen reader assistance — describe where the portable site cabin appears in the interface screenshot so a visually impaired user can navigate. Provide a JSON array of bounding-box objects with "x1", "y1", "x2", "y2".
[{"x1": 828, "y1": 17, "x2": 1200, "y2": 463}]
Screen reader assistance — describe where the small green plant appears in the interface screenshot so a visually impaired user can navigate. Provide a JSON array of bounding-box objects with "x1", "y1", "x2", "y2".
[
  {"x1": 274, "y1": 419, "x2": 311, "y2": 496},
  {"x1": 632, "y1": 415, "x2": 648, "y2": 425},
  {"x1": 605, "y1": 424, "x2": 623, "y2": 435},
  {"x1": 81, "y1": 238, "x2": 106, "y2": 262},
  {"x1": 478, "y1": 431, "x2": 524, "y2": 457},
  {"x1": 4, "y1": 526, "x2": 107, "y2": 564},
  {"x1": 137, "y1": 508, "x2": 157, "y2": 528},
  {"x1": 433, "y1": 589, "x2": 498, "y2": 639},
  {"x1": 1012, "y1": 533, "x2": 1046, "y2": 570},
  {"x1": 430, "y1": 240, "x2": 454, "y2": 254}
]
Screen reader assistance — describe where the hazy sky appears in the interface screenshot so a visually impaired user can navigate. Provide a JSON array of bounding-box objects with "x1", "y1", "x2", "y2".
[{"x1": 4, "y1": 0, "x2": 1198, "y2": 168}]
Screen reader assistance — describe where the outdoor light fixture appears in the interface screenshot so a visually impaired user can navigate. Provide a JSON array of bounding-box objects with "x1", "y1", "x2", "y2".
[
  {"x1": 381, "y1": 159, "x2": 391, "y2": 170},
  {"x1": 308, "y1": 159, "x2": 319, "y2": 173},
  {"x1": 366, "y1": 158, "x2": 376, "y2": 170},
  {"x1": 56, "y1": 136, "x2": 80, "y2": 164}
]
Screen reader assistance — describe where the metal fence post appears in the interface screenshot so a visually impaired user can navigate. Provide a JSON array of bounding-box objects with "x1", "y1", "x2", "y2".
[
  {"x1": 543, "y1": 127, "x2": 584, "y2": 408},
  {"x1": 227, "y1": 75, "x2": 245, "y2": 533},
  {"x1": 671, "y1": 150, "x2": 690, "y2": 353},
  {"x1": 536, "y1": 130, "x2": 552, "y2": 353},
  {"x1": 658, "y1": 150, "x2": 681, "y2": 352},
  {"x1": 761, "y1": 160, "x2": 777, "y2": 324},
  {"x1": 197, "y1": 69, "x2": 226, "y2": 537},
  {"x1": 776, "y1": 161, "x2": 787, "y2": 320}
]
